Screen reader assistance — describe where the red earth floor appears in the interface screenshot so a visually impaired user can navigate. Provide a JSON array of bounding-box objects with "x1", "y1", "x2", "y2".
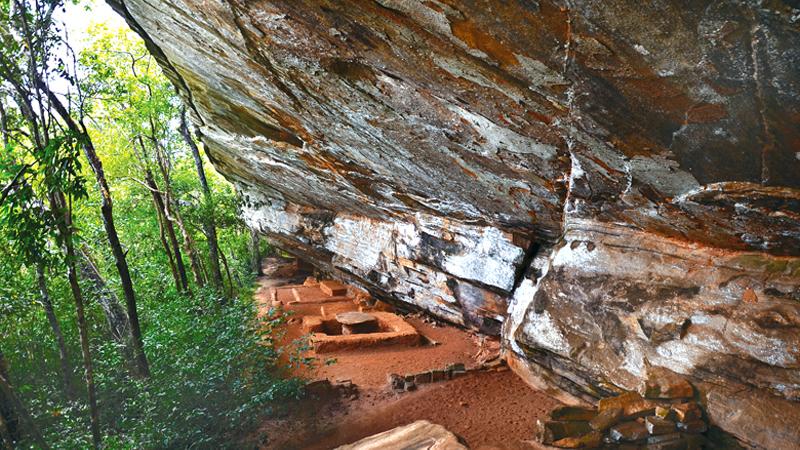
[{"x1": 248, "y1": 258, "x2": 561, "y2": 449}]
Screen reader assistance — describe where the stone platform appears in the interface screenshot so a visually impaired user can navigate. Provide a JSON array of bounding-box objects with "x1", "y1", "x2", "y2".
[{"x1": 303, "y1": 311, "x2": 422, "y2": 353}]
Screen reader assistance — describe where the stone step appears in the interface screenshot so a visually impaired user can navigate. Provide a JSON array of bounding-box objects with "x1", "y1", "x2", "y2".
[{"x1": 320, "y1": 280, "x2": 348, "y2": 296}]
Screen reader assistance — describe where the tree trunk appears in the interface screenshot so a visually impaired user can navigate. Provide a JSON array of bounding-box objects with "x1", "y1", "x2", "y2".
[
  {"x1": 173, "y1": 208, "x2": 205, "y2": 289},
  {"x1": 145, "y1": 169, "x2": 189, "y2": 293},
  {"x1": 134, "y1": 136, "x2": 185, "y2": 293},
  {"x1": 180, "y1": 109, "x2": 224, "y2": 291},
  {"x1": 78, "y1": 247, "x2": 138, "y2": 374},
  {"x1": 153, "y1": 143, "x2": 205, "y2": 289},
  {"x1": 249, "y1": 228, "x2": 262, "y2": 276},
  {"x1": 0, "y1": 101, "x2": 9, "y2": 148},
  {"x1": 219, "y1": 247, "x2": 235, "y2": 299},
  {"x1": 153, "y1": 199, "x2": 181, "y2": 292},
  {"x1": 44, "y1": 88, "x2": 150, "y2": 379},
  {"x1": 49, "y1": 192, "x2": 101, "y2": 449},
  {"x1": 35, "y1": 263, "x2": 76, "y2": 399},
  {"x1": 0, "y1": 351, "x2": 49, "y2": 449}
]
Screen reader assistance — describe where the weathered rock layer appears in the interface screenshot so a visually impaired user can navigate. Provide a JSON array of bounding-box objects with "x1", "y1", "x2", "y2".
[{"x1": 108, "y1": 0, "x2": 800, "y2": 447}]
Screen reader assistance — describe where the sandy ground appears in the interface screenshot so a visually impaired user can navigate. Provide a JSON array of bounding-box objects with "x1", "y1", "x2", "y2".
[{"x1": 248, "y1": 258, "x2": 561, "y2": 450}]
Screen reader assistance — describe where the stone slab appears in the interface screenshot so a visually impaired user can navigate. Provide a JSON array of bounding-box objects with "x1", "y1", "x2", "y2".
[
  {"x1": 335, "y1": 420, "x2": 466, "y2": 450},
  {"x1": 320, "y1": 280, "x2": 348, "y2": 297},
  {"x1": 336, "y1": 312, "x2": 378, "y2": 326},
  {"x1": 290, "y1": 286, "x2": 351, "y2": 304}
]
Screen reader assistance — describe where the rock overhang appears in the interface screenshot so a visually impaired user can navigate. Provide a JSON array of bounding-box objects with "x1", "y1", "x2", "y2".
[{"x1": 106, "y1": 0, "x2": 800, "y2": 447}]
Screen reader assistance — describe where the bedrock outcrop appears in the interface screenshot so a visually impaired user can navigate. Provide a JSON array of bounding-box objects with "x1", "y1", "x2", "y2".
[{"x1": 107, "y1": 0, "x2": 800, "y2": 447}]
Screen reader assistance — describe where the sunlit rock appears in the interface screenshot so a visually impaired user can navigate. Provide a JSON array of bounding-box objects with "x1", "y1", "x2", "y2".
[{"x1": 107, "y1": 0, "x2": 800, "y2": 447}]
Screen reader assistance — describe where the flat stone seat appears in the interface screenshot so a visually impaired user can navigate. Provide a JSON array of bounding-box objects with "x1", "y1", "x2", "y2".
[
  {"x1": 336, "y1": 312, "x2": 379, "y2": 335},
  {"x1": 320, "y1": 280, "x2": 348, "y2": 296}
]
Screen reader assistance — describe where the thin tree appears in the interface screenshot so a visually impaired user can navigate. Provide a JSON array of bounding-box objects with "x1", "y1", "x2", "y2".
[
  {"x1": 1, "y1": 97, "x2": 75, "y2": 398},
  {"x1": 249, "y1": 228, "x2": 262, "y2": 276},
  {"x1": 127, "y1": 50, "x2": 202, "y2": 291},
  {"x1": 45, "y1": 88, "x2": 150, "y2": 378},
  {"x1": 0, "y1": 1, "x2": 101, "y2": 444},
  {"x1": 180, "y1": 108, "x2": 224, "y2": 290},
  {"x1": 36, "y1": 263, "x2": 76, "y2": 399},
  {"x1": 49, "y1": 190, "x2": 101, "y2": 448},
  {"x1": 79, "y1": 246, "x2": 137, "y2": 370},
  {"x1": 219, "y1": 247, "x2": 236, "y2": 298},
  {"x1": 134, "y1": 135, "x2": 189, "y2": 293},
  {"x1": 151, "y1": 196, "x2": 181, "y2": 289},
  {"x1": 150, "y1": 129, "x2": 205, "y2": 289}
]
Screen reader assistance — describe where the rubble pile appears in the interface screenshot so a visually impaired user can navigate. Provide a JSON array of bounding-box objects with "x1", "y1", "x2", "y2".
[
  {"x1": 388, "y1": 363, "x2": 468, "y2": 393},
  {"x1": 388, "y1": 357, "x2": 509, "y2": 393},
  {"x1": 536, "y1": 369, "x2": 710, "y2": 449}
]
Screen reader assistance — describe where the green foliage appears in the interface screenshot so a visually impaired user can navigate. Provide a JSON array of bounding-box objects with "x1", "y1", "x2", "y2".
[
  {"x1": 0, "y1": 124, "x2": 87, "y2": 269},
  {"x1": 3, "y1": 276, "x2": 300, "y2": 449},
  {"x1": 89, "y1": 289, "x2": 300, "y2": 449},
  {"x1": 0, "y1": 8, "x2": 299, "y2": 449}
]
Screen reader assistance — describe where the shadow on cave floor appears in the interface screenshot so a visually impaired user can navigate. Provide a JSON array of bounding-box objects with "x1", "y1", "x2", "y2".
[{"x1": 243, "y1": 257, "x2": 561, "y2": 450}]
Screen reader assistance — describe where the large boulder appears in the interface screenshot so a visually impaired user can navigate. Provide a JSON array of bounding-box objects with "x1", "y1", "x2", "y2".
[{"x1": 107, "y1": 0, "x2": 800, "y2": 447}]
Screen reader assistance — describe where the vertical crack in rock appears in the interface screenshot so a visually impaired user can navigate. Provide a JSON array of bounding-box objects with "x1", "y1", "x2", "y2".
[
  {"x1": 511, "y1": 239, "x2": 540, "y2": 294},
  {"x1": 561, "y1": 2, "x2": 573, "y2": 77},
  {"x1": 556, "y1": 0, "x2": 581, "y2": 230},
  {"x1": 747, "y1": 9, "x2": 774, "y2": 186}
]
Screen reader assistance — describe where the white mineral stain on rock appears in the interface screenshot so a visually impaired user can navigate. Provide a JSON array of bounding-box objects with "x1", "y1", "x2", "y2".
[
  {"x1": 658, "y1": 68, "x2": 675, "y2": 77},
  {"x1": 725, "y1": 322, "x2": 797, "y2": 368},
  {"x1": 448, "y1": 104, "x2": 558, "y2": 160},
  {"x1": 551, "y1": 238, "x2": 594, "y2": 270},
  {"x1": 240, "y1": 190, "x2": 302, "y2": 235},
  {"x1": 621, "y1": 340, "x2": 646, "y2": 378},
  {"x1": 516, "y1": 54, "x2": 567, "y2": 88},
  {"x1": 444, "y1": 253, "x2": 515, "y2": 291},
  {"x1": 432, "y1": 55, "x2": 526, "y2": 103},
  {"x1": 569, "y1": 151, "x2": 586, "y2": 180},
  {"x1": 442, "y1": 226, "x2": 522, "y2": 291},
  {"x1": 522, "y1": 309, "x2": 571, "y2": 357},
  {"x1": 627, "y1": 155, "x2": 700, "y2": 197},
  {"x1": 324, "y1": 216, "x2": 394, "y2": 271},
  {"x1": 374, "y1": 0, "x2": 452, "y2": 37},
  {"x1": 505, "y1": 278, "x2": 538, "y2": 355},
  {"x1": 652, "y1": 340, "x2": 705, "y2": 375}
]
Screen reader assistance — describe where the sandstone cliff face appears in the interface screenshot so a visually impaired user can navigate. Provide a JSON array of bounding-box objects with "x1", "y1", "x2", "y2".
[{"x1": 108, "y1": 0, "x2": 800, "y2": 447}]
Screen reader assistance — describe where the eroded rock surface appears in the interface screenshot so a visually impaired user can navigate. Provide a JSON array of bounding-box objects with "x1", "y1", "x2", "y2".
[{"x1": 107, "y1": 0, "x2": 800, "y2": 447}]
